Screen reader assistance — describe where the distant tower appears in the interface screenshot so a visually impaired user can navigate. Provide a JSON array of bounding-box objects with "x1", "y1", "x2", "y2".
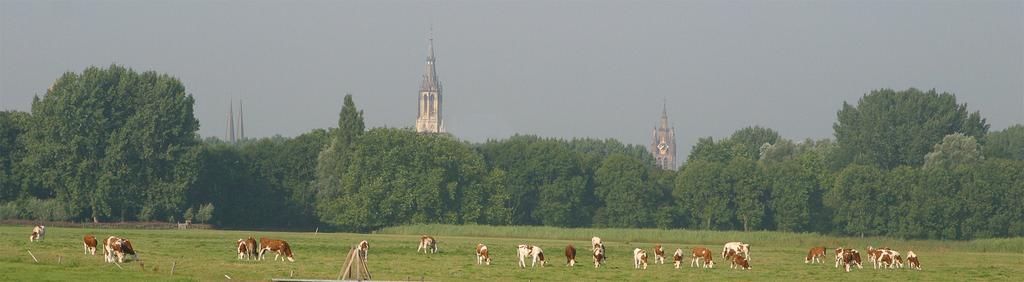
[
  {"x1": 227, "y1": 101, "x2": 236, "y2": 143},
  {"x1": 650, "y1": 101, "x2": 677, "y2": 170},
  {"x1": 415, "y1": 30, "x2": 444, "y2": 133},
  {"x1": 238, "y1": 100, "x2": 245, "y2": 140}
]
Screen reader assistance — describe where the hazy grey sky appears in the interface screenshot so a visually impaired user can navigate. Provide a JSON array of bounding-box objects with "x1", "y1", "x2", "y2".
[{"x1": 2, "y1": 0, "x2": 1022, "y2": 159}]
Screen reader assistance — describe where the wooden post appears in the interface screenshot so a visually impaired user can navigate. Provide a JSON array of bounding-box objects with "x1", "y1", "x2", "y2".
[
  {"x1": 315, "y1": 227, "x2": 319, "y2": 236},
  {"x1": 27, "y1": 251, "x2": 38, "y2": 263},
  {"x1": 170, "y1": 261, "x2": 176, "y2": 275},
  {"x1": 57, "y1": 255, "x2": 61, "y2": 264}
]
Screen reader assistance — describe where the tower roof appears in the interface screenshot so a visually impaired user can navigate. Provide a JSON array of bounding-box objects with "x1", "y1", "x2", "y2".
[{"x1": 420, "y1": 31, "x2": 441, "y2": 92}]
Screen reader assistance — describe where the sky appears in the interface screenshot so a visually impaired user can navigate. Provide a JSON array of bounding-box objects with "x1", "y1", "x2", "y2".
[{"x1": 2, "y1": 0, "x2": 1022, "y2": 160}]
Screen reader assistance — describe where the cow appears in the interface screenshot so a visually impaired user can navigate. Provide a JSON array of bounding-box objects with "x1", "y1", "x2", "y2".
[
  {"x1": 591, "y1": 237, "x2": 603, "y2": 250},
  {"x1": 517, "y1": 245, "x2": 545, "y2": 268},
  {"x1": 691, "y1": 247, "x2": 714, "y2": 268},
  {"x1": 867, "y1": 246, "x2": 903, "y2": 269},
  {"x1": 29, "y1": 225, "x2": 45, "y2": 242},
  {"x1": 258, "y1": 238, "x2": 294, "y2": 262},
  {"x1": 244, "y1": 237, "x2": 258, "y2": 259},
  {"x1": 418, "y1": 235, "x2": 437, "y2": 254},
  {"x1": 103, "y1": 236, "x2": 137, "y2": 263},
  {"x1": 633, "y1": 248, "x2": 649, "y2": 269},
  {"x1": 83, "y1": 235, "x2": 98, "y2": 255},
  {"x1": 907, "y1": 251, "x2": 921, "y2": 270},
  {"x1": 358, "y1": 240, "x2": 370, "y2": 262},
  {"x1": 237, "y1": 237, "x2": 257, "y2": 260},
  {"x1": 836, "y1": 248, "x2": 863, "y2": 272},
  {"x1": 593, "y1": 246, "x2": 605, "y2": 268},
  {"x1": 673, "y1": 248, "x2": 684, "y2": 269},
  {"x1": 476, "y1": 243, "x2": 491, "y2": 265},
  {"x1": 564, "y1": 245, "x2": 576, "y2": 267},
  {"x1": 654, "y1": 244, "x2": 665, "y2": 264},
  {"x1": 731, "y1": 253, "x2": 751, "y2": 270},
  {"x1": 723, "y1": 242, "x2": 750, "y2": 260},
  {"x1": 805, "y1": 246, "x2": 826, "y2": 264}
]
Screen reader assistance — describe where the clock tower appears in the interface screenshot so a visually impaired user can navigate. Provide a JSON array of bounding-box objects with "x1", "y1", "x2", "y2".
[
  {"x1": 415, "y1": 31, "x2": 444, "y2": 133},
  {"x1": 650, "y1": 102, "x2": 677, "y2": 170}
]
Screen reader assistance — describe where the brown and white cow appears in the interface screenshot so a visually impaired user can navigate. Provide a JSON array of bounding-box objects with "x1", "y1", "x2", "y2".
[
  {"x1": 259, "y1": 238, "x2": 294, "y2": 262},
  {"x1": 517, "y1": 244, "x2": 545, "y2": 268},
  {"x1": 653, "y1": 244, "x2": 665, "y2": 264},
  {"x1": 633, "y1": 248, "x2": 649, "y2": 270},
  {"x1": 245, "y1": 237, "x2": 258, "y2": 259},
  {"x1": 83, "y1": 235, "x2": 98, "y2": 255},
  {"x1": 103, "y1": 236, "x2": 137, "y2": 263},
  {"x1": 691, "y1": 247, "x2": 714, "y2": 268},
  {"x1": 564, "y1": 245, "x2": 576, "y2": 267},
  {"x1": 805, "y1": 246, "x2": 826, "y2": 264},
  {"x1": 593, "y1": 245, "x2": 605, "y2": 268},
  {"x1": 418, "y1": 235, "x2": 437, "y2": 254},
  {"x1": 836, "y1": 248, "x2": 863, "y2": 272},
  {"x1": 358, "y1": 240, "x2": 369, "y2": 262},
  {"x1": 237, "y1": 237, "x2": 257, "y2": 260},
  {"x1": 723, "y1": 242, "x2": 750, "y2": 260},
  {"x1": 591, "y1": 236, "x2": 603, "y2": 250},
  {"x1": 867, "y1": 246, "x2": 903, "y2": 269},
  {"x1": 673, "y1": 248, "x2": 684, "y2": 269},
  {"x1": 29, "y1": 225, "x2": 45, "y2": 242},
  {"x1": 476, "y1": 243, "x2": 491, "y2": 265},
  {"x1": 907, "y1": 251, "x2": 921, "y2": 270},
  {"x1": 731, "y1": 253, "x2": 751, "y2": 270}
]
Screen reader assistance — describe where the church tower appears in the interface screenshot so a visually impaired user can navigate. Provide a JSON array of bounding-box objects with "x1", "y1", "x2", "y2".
[
  {"x1": 415, "y1": 32, "x2": 444, "y2": 133},
  {"x1": 651, "y1": 101, "x2": 677, "y2": 170}
]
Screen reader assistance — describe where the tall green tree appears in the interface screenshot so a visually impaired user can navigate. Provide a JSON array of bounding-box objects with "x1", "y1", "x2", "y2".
[
  {"x1": 21, "y1": 65, "x2": 200, "y2": 221},
  {"x1": 0, "y1": 111, "x2": 30, "y2": 202},
  {"x1": 833, "y1": 88, "x2": 988, "y2": 169},
  {"x1": 767, "y1": 153, "x2": 827, "y2": 232},
  {"x1": 314, "y1": 94, "x2": 365, "y2": 218},
  {"x1": 593, "y1": 154, "x2": 656, "y2": 228},
  {"x1": 725, "y1": 157, "x2": 765, "y2": 231},
  {"x1": 675, "y1": 160, "x2": 731, "y2": 230},
  {"x1": 826, "y1": 165, "x2": 887, "y2": 236}
]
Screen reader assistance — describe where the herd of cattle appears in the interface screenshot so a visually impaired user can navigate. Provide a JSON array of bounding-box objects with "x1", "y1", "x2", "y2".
[{"x1": 28, "y1": 225, "x2": 923, "y2": 273}]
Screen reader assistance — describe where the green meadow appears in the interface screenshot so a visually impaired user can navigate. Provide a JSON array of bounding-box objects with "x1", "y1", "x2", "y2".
[{"x1": 2, "y1": 224, "x2": 1021, "y2": 281}]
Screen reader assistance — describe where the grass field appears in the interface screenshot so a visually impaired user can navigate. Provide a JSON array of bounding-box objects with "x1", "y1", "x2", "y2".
[{"x1": 1, "y1": 224, "x2": 1022, "y2": 281}]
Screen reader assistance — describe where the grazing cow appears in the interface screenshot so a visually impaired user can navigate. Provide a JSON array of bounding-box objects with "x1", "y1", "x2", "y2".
[
  {"x1": 836, "y1": 248, "x2": 863, "y2": 272},
  {"x1": 29, "y1": 225, "x2": 45, "y2": 242},
  {"x1": 259, "y1": 238, "x2": 294, "y2": 262},
  {"x1": 103, "y1": 236, "x2": 138, "y2": 263},
  {"x1": 691, "y1": 247, "x2": 714, "y2": 268},
  {"x1": 358, "y1": 240, "x2": 370, "y2": 262},
  {"x1": 731, "y1": 254, "x2": 751, "y2": 270},
  {"x1": 867, "y1": 246, "x2": 903, "y2": 269},
  {"x1": 418, "y1": 235, "x2": 438, "y2": 254},
  {"x1": 593, "y1": 246, "x2": 605, "y2": 268},
  {"x1": 517, "y1": 245, "x2": 545, "y2": 268},
  {"x1": 654, "y1": 245, "x2": 665, "y2": 264},
  {"x1": 83, "y1": 235, "x2": 98, "y2": 255},
  {"x1": 244, "y1": 237, "x2": 258, "y2": 259},
  {"x1": 564, "y1": 245, "x2": 576, "y2": 267},
  {"x1": 237, "y1": 239, "x2": 248, "y2": 259},
  {"x1": 673, "y1": 248, "x2": 684, "y2": 269},
  {"x1": 723, "y1": 242, "x2": 750, "y2": 260},
  {"x1": 476, "y1": 243, "x2": 491, "y2": 265},
  {"x1": 907, "y1": 251, "x2": 921, "y2": 270},
  {"x1": 633, "y1": 248, "x2": 649, "y2": 269},
  {"x1": 805, "y1": 246, "x2": 826, "y2": 264}
]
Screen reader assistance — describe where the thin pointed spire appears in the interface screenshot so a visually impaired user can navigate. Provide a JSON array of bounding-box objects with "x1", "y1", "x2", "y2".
[
  {"x1": 238, "y1": 99, "x2": 245, "y2": 140},
  {"x1": 228, "y1": 100, "x2": 236, "y2": 143}
]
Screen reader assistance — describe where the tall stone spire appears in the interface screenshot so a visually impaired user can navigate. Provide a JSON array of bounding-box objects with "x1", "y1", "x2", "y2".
[
  {"x1": 228, "y1": 100, "x2": 236, "y2": 143},
  {"x1": 651, "y1": 100, "x2": 677, "y2": 170},
  {"x1": 238, "y1": 99, "x2": 245, "y2": 140},
  {"x1": 415, "y1": 29, "x2": 444, "y2": 133}
]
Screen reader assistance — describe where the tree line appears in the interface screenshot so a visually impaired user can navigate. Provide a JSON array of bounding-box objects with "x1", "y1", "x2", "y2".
[{"x1": 1, "y1": 65, "x2": 1022, "y2": 240}]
